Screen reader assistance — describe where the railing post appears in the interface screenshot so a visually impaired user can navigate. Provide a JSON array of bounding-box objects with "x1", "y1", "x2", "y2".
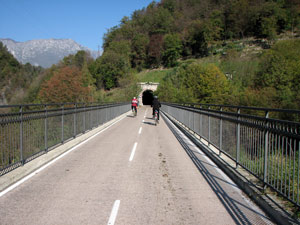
[
  {"x1": 61, "y1": 104, "x2": 64, "y2": 144},
  {"x1": 219, "y1": 107, "x2": 223, "y2": 155},
  {"x1": 19, "y1": 106, "x2": 24, "y2": 165},
  {"x1": 263, "y1": 110, "x2": 269, "y2": 189},
  {"x1": 44, "y1": 105, "x2": 48, "y2": 152},
  {"x1": 236, "y1": 108, "x2": 240, "y2": 168}
]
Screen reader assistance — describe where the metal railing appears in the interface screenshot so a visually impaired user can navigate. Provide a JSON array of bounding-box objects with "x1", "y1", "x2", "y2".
[
  {"x1": 0, "y1": 102, "x2": 130, "y2": 175},
  {"x1": 162, "y1": 102, "x2": 300, "y2": 208}
]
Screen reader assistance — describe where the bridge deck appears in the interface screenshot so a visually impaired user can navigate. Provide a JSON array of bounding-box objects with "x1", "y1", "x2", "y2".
[{"x1": 0, "y1": 106, "x2": 273, "y2": 225}]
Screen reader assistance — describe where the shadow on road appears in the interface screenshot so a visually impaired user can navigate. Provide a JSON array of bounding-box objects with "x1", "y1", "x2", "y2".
[
  {"x1": 163, "y1": 113, "x2": 274, "y2": 225},
  {"x1": 127, "y1": 115, "x2": 137, "y2": 118},
  {"x1": 142, "y1": 121, "x2": 156, "y2": 126}
]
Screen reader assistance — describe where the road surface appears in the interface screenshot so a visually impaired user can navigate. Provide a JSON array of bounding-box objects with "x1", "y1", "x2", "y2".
[{"x1": 0, "y1": 106, "x2": 273, "y2": 225}]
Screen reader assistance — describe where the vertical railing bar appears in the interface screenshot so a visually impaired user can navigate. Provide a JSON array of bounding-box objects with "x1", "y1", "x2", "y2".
[
  {"x1": 73, "y1": 103, "x2": 77, "y2": 138},
  {"x1": 285, "y1": 135, "x2": 288, "y2": 195},
  {"x1": 83, "y1": 104, "x2": 86, "y2": 133},
  {"x1": 236, "y1": 108, "x2": 240, "y2": 168},
  {"x1": 276, "y1": 132, "x2": 280, "y2": 190},
  {"x1": 280, "y1": 135, "x2": 284, "y2": 193},
  {"x1": 263, "y1": 110, "x2": 269, "y2": 189},
  {"x1": 200, "y1": 105, "x2": 203, "y2": 137},
  {"x1": 44, "y1": 105, "x2": 48, "y2": 152},
  {"x1": 61, "y1": 104, "x2": 64, "y2": 144},
  {"x1": 297, "y1": 138, "x2": 300, "y2": 205},
  {"x1": 270, "y1": 130, "x2": 274, "y2": 186},
  {"x1": 288, "y1": 135, "x2": 292, "y2": 199},
  {"x1": 208, "y1": 106, "x2": 211, "y2": 146},
  {"x1": 253, "y1": 122, "x2": 257, "y2": 175},
  {"x1": 19, "y1": 106, "x2": 24, "y2": 165},
  {"x1": 244, "y1": 124, "x2": 246, "y2": 169},
  {"x1": 257, "y1": 127, "x2": 261, "y2": 178},
  {"x1": 292, "y1": 138, "x2": 296, "y2": 202},
  {"x1": 248, "y1": 125, "x2": 251, "y2": 171},
  {"x1": 274, "y1": 131, "x2": 279, "y2": 189},
  {"x1": 219, "y1": 107, "x2": 223, "y2": 155}
]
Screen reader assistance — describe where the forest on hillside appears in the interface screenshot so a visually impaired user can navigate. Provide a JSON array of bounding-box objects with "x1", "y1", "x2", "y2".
[
  {"x1": 97, "y1": 0, "x2": 300, "y2": 88},
  {"x1": 0, "y1": 0, "x2": 299, "y2": 112}
]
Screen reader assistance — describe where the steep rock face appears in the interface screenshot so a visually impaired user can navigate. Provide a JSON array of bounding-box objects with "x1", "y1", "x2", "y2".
[{"x1": 0, "y1": 38, "x2": 98, "y2": 68}]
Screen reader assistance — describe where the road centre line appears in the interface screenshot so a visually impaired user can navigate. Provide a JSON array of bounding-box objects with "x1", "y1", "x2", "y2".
[
  {"x1": 107, "y1": 200, "x2": 120, "y2": 225},
  {"x1": 0, "y1": 115, "x2": 126, "y2": 198},
  {"x1": 129, "y1": 142, "x2": 138, "y2": 161},
  {"x1": 138, "y1": 127, "x2": 142, "y2": 134}
]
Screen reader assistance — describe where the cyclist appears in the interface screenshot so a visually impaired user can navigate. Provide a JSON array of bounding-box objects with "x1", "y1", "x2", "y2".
[
  {"x1": 131, "y1": 97, "x2": 138, "y2": 115},
  {"x1": 151, "y1": 96, "x2": 161, "y2": 120}
]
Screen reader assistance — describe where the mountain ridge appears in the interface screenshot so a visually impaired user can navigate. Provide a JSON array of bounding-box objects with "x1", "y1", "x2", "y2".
[{"x1": 0, "y1": 38, "x2": 99, "y2": 68}]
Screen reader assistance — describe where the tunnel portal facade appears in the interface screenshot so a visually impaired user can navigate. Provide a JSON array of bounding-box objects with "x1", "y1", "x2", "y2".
[{"x1": 138, "y1": 82, "x2": 159, "y2": 105}]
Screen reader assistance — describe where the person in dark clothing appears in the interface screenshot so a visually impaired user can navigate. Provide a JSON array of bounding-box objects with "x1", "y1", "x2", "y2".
[{"x1": 151, "y1": 96, "x2": 161, "y2": 120}]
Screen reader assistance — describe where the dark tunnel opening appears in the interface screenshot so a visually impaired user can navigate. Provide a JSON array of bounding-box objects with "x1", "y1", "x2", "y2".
[{"x1": 142, "y1": 90, "x2": 154, "y2": 105}]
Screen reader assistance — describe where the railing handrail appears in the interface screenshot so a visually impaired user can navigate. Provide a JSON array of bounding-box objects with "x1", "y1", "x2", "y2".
[
  {"x1": 172, "y1": 102, "x2": 300, "y2": 114},
  {"x1": 0, "y1": 101, "x2": 128, "y2": 109}
]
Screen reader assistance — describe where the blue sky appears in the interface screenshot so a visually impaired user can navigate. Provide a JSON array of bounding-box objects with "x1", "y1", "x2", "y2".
[{"x1": 0, "y1": 0, "x2": 156, "y2": 51}]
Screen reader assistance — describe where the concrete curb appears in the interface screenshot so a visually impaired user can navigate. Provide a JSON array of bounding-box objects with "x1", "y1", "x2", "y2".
[
  {"x1": 162, "y1": 112, "x2": 297, "y2": 225},
  {"x1": 0, "y1": 111, "x2": 131, "y2": 193}
]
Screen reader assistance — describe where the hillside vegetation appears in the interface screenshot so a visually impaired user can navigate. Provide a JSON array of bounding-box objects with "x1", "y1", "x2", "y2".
[
  {"x1": 0, "y1": 42, "x2": 43, "y2": 105},
  {"x1": 0, "y1": 0, "x2": 299, "y2": 112}
]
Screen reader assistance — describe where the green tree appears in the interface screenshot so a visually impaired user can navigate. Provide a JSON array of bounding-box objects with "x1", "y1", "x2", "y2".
[
  {"x1": 162, "y1": 33, "x2": 182, "y2": 67},
  {"x1": 255, "y1": 40, "x2": 300, "y2": 109},
  {"x1": 157, "y1": 62, "x2": 229, "y2": 104},
  {"x1": 131, "y1": 34, "x2": 149, "y2": 70},
  {"x1": 92, "y1": 41, "x2": 131, "y2": 90}
]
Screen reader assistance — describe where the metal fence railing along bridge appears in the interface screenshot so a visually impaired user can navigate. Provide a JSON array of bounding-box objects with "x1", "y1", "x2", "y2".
[
  {"x1": 162, "y1": 102, "x2": 300, "y2": 208},
  {"x1": 0, "y1": 102, "x2": 130, "y2": 176}
]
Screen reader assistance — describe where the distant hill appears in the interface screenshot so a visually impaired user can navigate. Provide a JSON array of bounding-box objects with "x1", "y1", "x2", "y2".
[{"x1": 0, "y1": 38, "x2": 99, "y2": 68}]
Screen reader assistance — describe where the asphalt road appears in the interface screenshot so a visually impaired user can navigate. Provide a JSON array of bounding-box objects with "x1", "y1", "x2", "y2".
[{"x1": 0, "y1": 106, "x2": 273, "y2": 225}]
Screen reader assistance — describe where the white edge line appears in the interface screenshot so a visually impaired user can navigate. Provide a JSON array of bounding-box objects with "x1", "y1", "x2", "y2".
[
  {"x1": 107, "y1": 200, "x2": 120, "y2": 225},
  {"x1": 129, "y1": 142, "x2": 138, "y2": 161},
  {"x1": 0, "y1": 115, "x2": 126, "y2": 198},
  {"x1": 138, "y1": 127, "x2": 142, "y2": 134}
]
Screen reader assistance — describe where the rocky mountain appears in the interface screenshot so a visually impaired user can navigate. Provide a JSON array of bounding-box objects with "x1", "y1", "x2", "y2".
[{"x1": 0, "y1": 38, "x2": 99, "y2": 68}]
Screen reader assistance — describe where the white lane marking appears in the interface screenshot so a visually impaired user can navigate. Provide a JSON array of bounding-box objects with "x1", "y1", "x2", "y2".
[
  {"x1": 107, "y1": 200, "x2": 120, "y2": 225},
  {"x1": 0, "y1": 115, "x2": 126, "y2": 198},
  {"x1": 129, "y1": 142, "x2": 138, "y2": 161},
  {"x1": 138, "y1": 127, "x2": 142, "y2": 134}
]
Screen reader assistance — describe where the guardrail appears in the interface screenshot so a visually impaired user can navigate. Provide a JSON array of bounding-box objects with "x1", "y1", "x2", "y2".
[
  {"x1": 162, "y1": 102, "x2": 300, "y2": 208},
  {"x1": 0, "y1": 102, "x2": 130, "y2": 175}
]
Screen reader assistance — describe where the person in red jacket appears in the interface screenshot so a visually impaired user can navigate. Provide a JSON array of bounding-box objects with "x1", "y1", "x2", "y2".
[{"x1": 131, "y1": 97, "x2": 138, "y2": 115}]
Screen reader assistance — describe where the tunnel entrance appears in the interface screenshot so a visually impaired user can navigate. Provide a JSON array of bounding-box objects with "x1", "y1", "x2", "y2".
[{"x1": 142, "y1": 90, "x2": 154, "y2": 105}]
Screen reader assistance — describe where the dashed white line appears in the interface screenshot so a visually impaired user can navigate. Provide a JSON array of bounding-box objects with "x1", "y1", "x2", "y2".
[
  {"x1": 138, "y1": 127, "x2": 142, "y2": 134},
  {"x1": 129, "y1": 142, "x2": 138, "y2": 161},
  {"x1": 107, "y1": 200, "x2": 120, "y2": 225}
]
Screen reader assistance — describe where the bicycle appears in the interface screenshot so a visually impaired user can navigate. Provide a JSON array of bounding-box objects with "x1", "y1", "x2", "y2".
[
  {"x1": 154, "y1": 109, "x2": 159, "y2": 125},
  {"x1": 132, "y1": 107, "x2": 137, "y2": 117}
]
